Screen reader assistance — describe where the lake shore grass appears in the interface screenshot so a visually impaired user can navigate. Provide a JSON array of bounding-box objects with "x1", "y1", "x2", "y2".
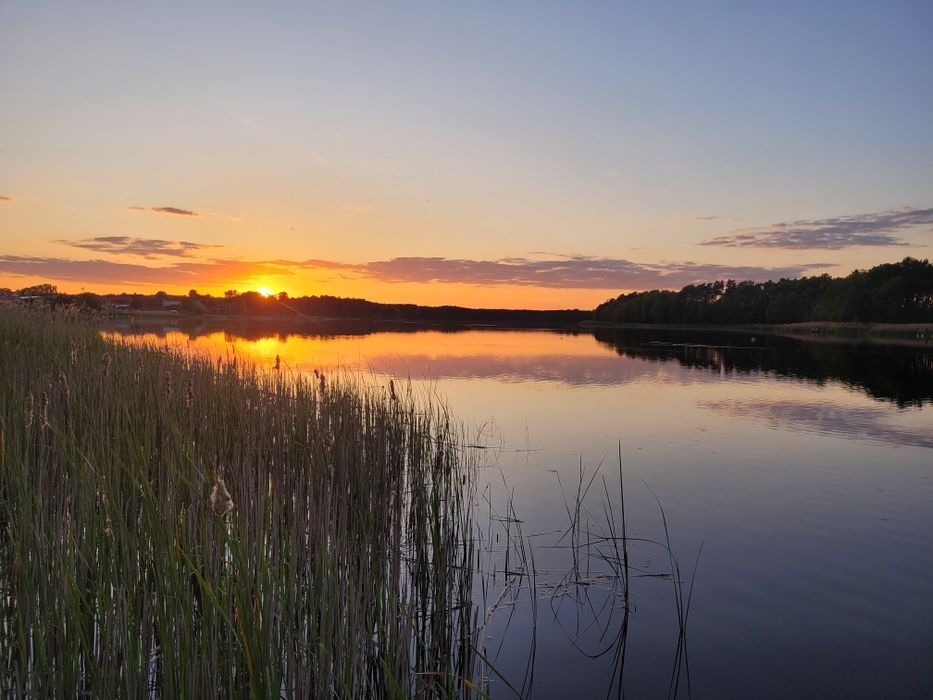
[{"x1": 0, "y1": 307, "x2": 481, "y2": 697}]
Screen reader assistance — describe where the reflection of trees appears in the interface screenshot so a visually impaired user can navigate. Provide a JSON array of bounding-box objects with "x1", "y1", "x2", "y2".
[
  {"x1": 103, "y1": 319, "x2": 933, "y2": 406},
  {"x1": 107, "y1": 318, "x2": 579, "y2": 342},
  {"x1": 593, "y1": 327, "x2": 933, "y2": 407}
]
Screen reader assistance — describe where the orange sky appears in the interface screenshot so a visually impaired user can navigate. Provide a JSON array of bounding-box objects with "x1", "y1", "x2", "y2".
[{"x1": 1, "y1": 4, "x2": 931, "y2": 309}]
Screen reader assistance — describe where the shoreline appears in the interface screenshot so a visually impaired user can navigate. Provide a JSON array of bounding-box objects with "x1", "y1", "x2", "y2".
[
  {"x1": 106, "y1": 311, "x2": 933, "y2": 346},
  {"x1": 583, "y1": 320, "x2": 933, "y2": 347}
]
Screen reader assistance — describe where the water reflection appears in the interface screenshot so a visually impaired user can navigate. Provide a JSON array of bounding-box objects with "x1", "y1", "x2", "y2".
[
  {"x1": 104, "y1": 320, "x2": 933, "y2": 406},
  {"x1": 101, "y1": 319, "x2": 933, "y2": 698},
  {"x1": 593, "y1": 327, "x2": 933, "y2": 406},
  {"x1": 700, "y1": 399, "x2": 933, "y2": 448}
]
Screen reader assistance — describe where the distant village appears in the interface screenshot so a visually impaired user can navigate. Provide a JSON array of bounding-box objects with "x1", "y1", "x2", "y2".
[{"x1": 0, "y1": 284, "x2": 229, "y2": 315}]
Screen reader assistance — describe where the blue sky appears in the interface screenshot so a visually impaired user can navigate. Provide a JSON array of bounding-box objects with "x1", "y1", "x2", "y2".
[{"x1": 1, "y1": 1, "x2": 931, "y2": 306}]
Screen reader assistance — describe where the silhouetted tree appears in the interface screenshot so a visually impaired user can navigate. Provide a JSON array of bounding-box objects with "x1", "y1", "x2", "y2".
[{"x1": 594, "y1": 258, "x2": 933, "y2": 325}]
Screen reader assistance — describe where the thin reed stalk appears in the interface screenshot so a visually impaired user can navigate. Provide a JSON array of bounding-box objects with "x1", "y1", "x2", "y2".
[{"x1": 0, "y1": 308, "x2": 481, "y2": 697}]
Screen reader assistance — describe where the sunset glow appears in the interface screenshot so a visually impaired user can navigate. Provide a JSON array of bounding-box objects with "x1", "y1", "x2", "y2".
[
  {"x1": 1, "y1": 4, "x2": 931, "y2": 308},
  {"x1": 256, "y1": 286, "x2": 275, "y2": 298}
]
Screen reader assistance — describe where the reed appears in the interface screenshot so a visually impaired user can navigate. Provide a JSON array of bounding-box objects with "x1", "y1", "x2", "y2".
[
  {"x1": 0, "y1": 306, "x2": 696, "y2": 698},
  {"x1": 0, "y1": 307, "x2": 480, "y2": 697}
]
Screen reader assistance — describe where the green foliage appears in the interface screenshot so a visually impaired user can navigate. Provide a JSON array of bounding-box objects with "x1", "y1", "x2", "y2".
[
  {"x1": 595, "y1": 258, "x2": 933, "y2": 324},
  {"x1": 0, "y1": 310, "x2": 480, "y2": 697}
]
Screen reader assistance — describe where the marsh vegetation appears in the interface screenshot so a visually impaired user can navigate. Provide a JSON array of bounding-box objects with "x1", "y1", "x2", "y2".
[
  {"x1": 0, "y1": 308, "x2": 485, "y2": 696},
  {"x1": 2, "y1": 309, "x2": 704, "y2": 698}
]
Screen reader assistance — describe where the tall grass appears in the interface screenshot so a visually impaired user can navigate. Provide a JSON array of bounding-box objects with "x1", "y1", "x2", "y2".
[{"x1": 0, "y1": 308, "x2": 479, "y2": 697}]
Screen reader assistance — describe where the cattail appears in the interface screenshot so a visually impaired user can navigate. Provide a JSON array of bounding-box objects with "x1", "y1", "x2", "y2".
[
  {"x1": 24, "y1": 394, "x2": 34, "y2": 428},
  {"x1": 274, "y1": 354, "x2": 281, "y2": 371},
  {"x1": 319, "y1": 372, "x2": 326, "y2": 393},
  {"x1": 388, "y1": 379, "x2": 397, "y2": 402},
  {"x1": 58, "y1": 370, "x2": 70, "y2": 399},
  {"x1": 323, "y1": 430, "x2": 335, "y2": 449},
  {"x1": 164, "y1": 371, "x2": 173, "y2": 398},
  {"x1": 210, "y1": 478, "x2": 234, "y2": 517},
  {"x1": 185, "y1": 377, "x2": 194, "y2": 407},
  {"x1": 70, "y1": 345, "x2": 78, "y2": 365},
  {"x1": 38, "y1": 391, "x2": 48, "y2": 428},
  {"x1": 99, "y1": 490, "x2": 114, "y2": 538},
  {"x1": 100, "y1": 352, "x2": 112, "y2": 379}
]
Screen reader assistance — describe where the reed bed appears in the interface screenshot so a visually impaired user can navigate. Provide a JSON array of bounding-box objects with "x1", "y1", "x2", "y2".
[{"x1": 0, "y1": 308, "x2": 480, "y2": 697}]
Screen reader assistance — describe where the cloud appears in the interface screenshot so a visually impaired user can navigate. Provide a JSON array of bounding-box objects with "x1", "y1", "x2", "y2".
[
  {"x1": 696, "y1": 215, "x2": 718, "y2": 221},
  {"x1": 0, "y1": 255, "x2": 292, "y2": 287},
  {"x1": 1, "y1": 246, "x2": 827, "y2": 293},
  {"x1": 58, "y1": 236, "x2": 222, "y2": 258},
  {"x1": 297, "y1": 256, "x2": 826, "y2": 290},
  {"x1": 0, "y1": 196, "x2": 10, "y2": 202},
  {"x1": 700, "y1": 206, "x2": 933, "y2": 249},
  {"x1": 701, "y1": 399, "x2": 933, "y2": 448},
  {"x1": 129, "y1": 205, "x2": 200, "y2": 216}
]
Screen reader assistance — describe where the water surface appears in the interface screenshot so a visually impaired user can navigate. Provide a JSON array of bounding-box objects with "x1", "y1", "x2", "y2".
[{"x1": 106, "y1": 320, "x2": 933, "y2": 698}]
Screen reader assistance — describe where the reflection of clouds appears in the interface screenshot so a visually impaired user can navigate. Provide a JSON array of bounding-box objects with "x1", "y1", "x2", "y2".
[
  {"x1": 106, "y1": 325, "x2": 700, "y2": 387},
  {"x1": 327, "y1": 352, "x2": 686, "y2": 386},
  {"x1": 700, "y1": 399, "x2": 933, "y2": 448}
]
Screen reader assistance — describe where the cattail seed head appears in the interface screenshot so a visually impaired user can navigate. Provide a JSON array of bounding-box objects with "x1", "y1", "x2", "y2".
[
  {"x1": 24, "y1": 395, "x2": 34, "y2": 428},
  {"x1": 58, "y1": 370, "x2": 70, "y2": 398},
  {"x1": 70, "y1": 346, "x2": 78, "y2": 365},
  {"x1": 100, "y1": 352, "x2": 112, "y2": 379},
  {"x1": 164, "y1": 371, "x2": 173, "y2": 398},
  {"x1": 274, "y1": 354, "x2": 281, "y2": 371},
  {"x1": 38, "y1": 391, "x2": 48, "y2": 428},
  {"x1": 97, "y1": 489, "x2": 114, "y2": 537},
  {"x1": 185, "y1": 377, "x2": 194, "y2": 407},
  {"x1": 210, "y1": 478, "x2": 234, "y2": 517}
]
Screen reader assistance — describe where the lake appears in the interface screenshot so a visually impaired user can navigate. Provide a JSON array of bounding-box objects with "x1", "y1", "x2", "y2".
[{"x1": 105, "y1": 320, "x2": 933, "y2": 698}]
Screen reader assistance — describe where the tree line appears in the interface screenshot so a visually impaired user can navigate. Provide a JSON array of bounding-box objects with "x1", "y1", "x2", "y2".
[
  {"x1": 2, "y1": 285, "x2": 588, "y2": 326},
  {"x1": 594, "y1": 257, "x2": 933, "y2": 325}
]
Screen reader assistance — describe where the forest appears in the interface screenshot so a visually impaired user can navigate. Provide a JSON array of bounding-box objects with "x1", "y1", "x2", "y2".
[{"x1": 594, "y1": 258, "x2": 933, "y2": 325}]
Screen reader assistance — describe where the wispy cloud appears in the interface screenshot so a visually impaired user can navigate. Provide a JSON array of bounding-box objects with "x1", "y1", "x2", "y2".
[
  {"x1": 129, "y1": 205, "x2": 200, "y2": 217},
  {"x1": 0, "y1": 255, "x2": 292, "y2": 288},
  {"x1": 2, "y1": 241, "x2": 827, "y2": 292},
  {"x1": 696, "y1": 215, "x2": 718, "y2": 221},
  {"x1": 700, "y1": 206, "x2": 933, "y2": 249},
  {"x1": 58, "y1": 236, "x2": 222, "y2": 259},
  {"x1": 0, "y1": 196, "x2": 11, "y2": 202},
  {"x1": 298, "y1": 256, "x2": 826, "y2": 290}
]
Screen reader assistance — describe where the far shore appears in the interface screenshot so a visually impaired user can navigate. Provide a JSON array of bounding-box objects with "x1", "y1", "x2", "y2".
[
  {"x1": 101, "y1": 309, "x2": 933, "y2": 347},
  {"x1": 583, "y1": 320, "x2": 933, "y2": 347}
]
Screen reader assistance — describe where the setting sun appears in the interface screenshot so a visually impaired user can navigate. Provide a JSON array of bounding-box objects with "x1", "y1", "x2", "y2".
[{"x1": 256, "y1": 286, "x2": 275, "y2": 298}]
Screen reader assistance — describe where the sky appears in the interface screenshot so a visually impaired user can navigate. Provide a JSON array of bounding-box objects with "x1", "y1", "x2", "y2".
[{"x1": 1, "y1": 0, "x2": 931, "y2": 309}]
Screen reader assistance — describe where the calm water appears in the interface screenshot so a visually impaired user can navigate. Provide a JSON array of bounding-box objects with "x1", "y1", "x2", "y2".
[{"x1": 106, "y1": 320, "x2": 933, "y2": 698}]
